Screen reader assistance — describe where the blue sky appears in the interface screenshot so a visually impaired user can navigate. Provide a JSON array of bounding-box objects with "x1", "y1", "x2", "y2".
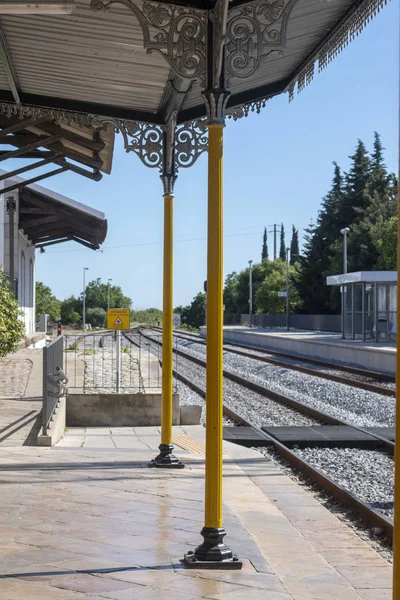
[{"x1": 27, "y1": 2, "x2": 399, "y2": 308}]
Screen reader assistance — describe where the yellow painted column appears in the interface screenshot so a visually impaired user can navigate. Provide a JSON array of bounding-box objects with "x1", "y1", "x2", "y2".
[
  {"x1": 161, "y1": 193, "x2": 173, "y2": 446},
  {"x1": 205, "y1": 124, "x2": 224, "y2": 529},
  {"x1": 393, "y1": 187, "x2": 400, "y2": 599}
]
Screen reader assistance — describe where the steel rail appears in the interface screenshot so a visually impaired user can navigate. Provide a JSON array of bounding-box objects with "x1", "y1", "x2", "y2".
[
  {"x1": 145, "y1": 339, "x2": 394, "y2": 540},
  {"x1": 138, "y1": 329, "x2": 394, "y2": 455},
  {"x1": 151, "y1": 327, "x2": 395, "y2": 395}
]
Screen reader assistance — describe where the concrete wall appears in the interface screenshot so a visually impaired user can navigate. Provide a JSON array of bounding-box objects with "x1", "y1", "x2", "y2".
[
  {"x1": 222, "y1": 328, "x2": 396, "y2": 375},
  {"x1": 37, "y1": 397, "x2": 66, "y2": 447},
  {"x1": 67, "y1": 393, "x2": 181, "y2": 427}
]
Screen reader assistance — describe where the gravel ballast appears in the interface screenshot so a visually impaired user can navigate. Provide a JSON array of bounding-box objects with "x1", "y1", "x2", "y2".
[
  {"x1": 142, "y1": 333, "x2": 319, "y2": 428},
  {"x1": 172, "y1": 337, "x2": 394, "y2": 428},
  {"x1": 290, "y1": 447, "x2": 394, "y2": 520}
]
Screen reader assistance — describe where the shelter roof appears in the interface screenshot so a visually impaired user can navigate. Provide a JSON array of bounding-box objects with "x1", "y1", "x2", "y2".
[
  {"x1": 0, "y1": 0, "x2": 387, "y2": 125},
  {"x1": 327, "y1": 272, "x2": 397, "y2": 286},
  {"x1": 0, "y1": 169, "x2": 107, "y2": 249}
]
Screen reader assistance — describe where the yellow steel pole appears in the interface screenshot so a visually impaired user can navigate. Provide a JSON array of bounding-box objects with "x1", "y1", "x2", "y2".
[
  {"x1": 205, "y1": 124, "x2": 224, "y2": 530},
  {"x1": 161, "y1": 193, "x2": 174, "y2": 447},
  {"x1": 393, "y1": 179, "x2": 400, "y2": 598},
  {"x1": 184, "y1": 117, "x2": 240, "y2": 567},
  {"x1": 151, "y1": 191, "x2": 183, "y2": 468}
]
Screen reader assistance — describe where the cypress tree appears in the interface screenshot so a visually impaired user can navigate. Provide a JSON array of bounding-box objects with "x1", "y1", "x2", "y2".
[
  {"x1": 279, "y1": 223, "x2": 285, "y2": 260},
  {"x1": 261, "y1": 227, "x2": 268, "y2": 261},
  {"x1": 290, "y1": 226, "x2": 299, "y2": 264}
]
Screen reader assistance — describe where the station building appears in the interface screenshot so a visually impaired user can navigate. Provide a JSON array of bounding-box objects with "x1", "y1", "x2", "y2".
[{"x1": 0, "y1": 173, "x2": 107, "y2": 334}]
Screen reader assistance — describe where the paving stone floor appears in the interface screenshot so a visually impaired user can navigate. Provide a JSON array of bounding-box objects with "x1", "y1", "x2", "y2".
[{"x1": 0, "y1": 426, "x2": 393, "y2": 599}]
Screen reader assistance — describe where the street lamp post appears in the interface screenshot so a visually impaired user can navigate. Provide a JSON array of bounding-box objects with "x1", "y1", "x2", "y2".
[
  {"x1": 107, "y1": 278, "x2": 112, "y2": 311},
  {"x1": 340, "y1": 227, "x2": 350, "y2": 339},
  {"x1": 83, "y1": 267, "x2": 89, "y2": 332},
  {"x1": 286, "y1": 248, "x2": 290, "y2": 331},
  {"x1": 340, "y1": 227, "x2": 350, "y2": 274},
  {"x1": 248, "y1": 260, "x2": 253, "y2": 327}
]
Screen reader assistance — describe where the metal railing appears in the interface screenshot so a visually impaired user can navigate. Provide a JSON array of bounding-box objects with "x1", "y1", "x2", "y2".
[
  {"x1": 43, "y1": 336, "x2": 67, "y2": 435},
  {"x1": 64, "y1": 329, "x2": 173, "y2": 392}
]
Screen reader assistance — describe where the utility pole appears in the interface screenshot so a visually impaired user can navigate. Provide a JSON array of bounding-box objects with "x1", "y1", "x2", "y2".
[
  {"x1": 107, "y1": 278, "x2": 112, "y2": 311},
  {"x1": 268, "y1": 223, "x2": 282, "y2": 261},
  {"x1": 248, "y1": 260, "x2": 253, "y2": 327}
]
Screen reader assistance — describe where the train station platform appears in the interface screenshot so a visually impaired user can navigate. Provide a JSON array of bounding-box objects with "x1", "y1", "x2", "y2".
[
  {"x1": 0, "y1": 425, "x2": 391, "y2": 599},
  {"x1": 205, "y1": 327, "x2": 396, "y2": 375}
]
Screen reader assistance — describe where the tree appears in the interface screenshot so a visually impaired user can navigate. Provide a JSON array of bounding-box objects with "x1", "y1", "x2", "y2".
[
  {"x1": 370, "y1": 215, "x2": 397, "y2": 270},
  {"x1": 223, "y1": 271, "x2": 240, "y2": 314},
  {"x1": 84, "y1": 278, "x2": 131, "y2": 311},
  {"x1": 255, "y1": 261, "x2": 300, "y2": 314},
  {"x1": 261, "y1": 227, "x2": 268, "y2": 261},
  {"x1": 132, "y1": 308, "x2": 162, "y2": 325},
  {"x1": 279, "y1": 223, "x2": 285, "y2": 260},
  {"x1": 297, "y1": 134, "x2": 397, "y2": 315},
  {"x1": 86, "y1": 307, "x2": 106, "y2": 328},
  {"x1": 290, "y1": 226, "x2": 299, "y2": 265},
  {"x1": 180, "y1": 293, "x2": 206, "y2": 329},
  {"x1": 60, "y1": 296, "x2": 82, "y2": 325},
  {"x1": 35, "y1": 282, "x2": 60, "y2": 322},
  {"x1": 0, "y1": 266, "x2": 25, "y2": 356}
]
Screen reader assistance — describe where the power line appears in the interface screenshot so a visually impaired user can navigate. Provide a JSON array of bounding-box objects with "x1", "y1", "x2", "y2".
[{"x1": 43, "y1": 228, "x2": 264, "y2": 254}]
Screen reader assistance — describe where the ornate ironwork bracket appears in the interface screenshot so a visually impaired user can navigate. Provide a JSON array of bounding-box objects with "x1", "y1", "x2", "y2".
[
  {"x1": 225, "y1": 0, "x2": 293, "y2": 81},
  {"x1": 92, "y1": 115, "x2": 208, "y2": 185},
  {"x1": 89, "y1": 0, "x2": 295, "y2": 86},
  {"x1": 91, "y1": 0, "x2": 206, "y2": 81}
]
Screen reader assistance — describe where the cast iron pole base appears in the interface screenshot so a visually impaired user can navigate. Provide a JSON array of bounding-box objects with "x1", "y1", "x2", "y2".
[
  {"x1": 183, "y1": 527, "x2": 242, "y2": 569},
  {"x1": 149, "y1": 444, "x2": 185, "y2": 469}
]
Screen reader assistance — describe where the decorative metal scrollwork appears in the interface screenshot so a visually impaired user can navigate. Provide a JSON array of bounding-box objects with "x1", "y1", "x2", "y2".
[
  {"x1": 91, "y1": 0, "x2": 206, "y2": 81},
  {"x1": 287, "y1": 0, "x2": 389, "y2": 101},
  {"x1": 225, "y1": 0, "x2": 293, "y2": 80},
  {"x1": 0, "y1": 102, "x2": 97, "y2": 127},
  {"x1": 92, "y1": 117, "x2": 163, "y2": 169},
  {"x1": 226, "y1": 98, "x2": 268, "y2": 121},
  {"x1": 175, "y1": 119, "x2": 207, "y2": 169},
  {"x1": 93, "y1": 116, "x2": 208, "y2": 175}
]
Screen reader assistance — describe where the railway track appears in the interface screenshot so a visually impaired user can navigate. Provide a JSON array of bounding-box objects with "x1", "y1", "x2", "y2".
[
  {"x1": 139, "y1": 329, "x2": 394, "y2": 452},
  {"x1": 151, "y1": 326, "x2": 395, "y2": 397},
  {"x1": 125, "y1": 329, "x2": 393, "y2": 539}
]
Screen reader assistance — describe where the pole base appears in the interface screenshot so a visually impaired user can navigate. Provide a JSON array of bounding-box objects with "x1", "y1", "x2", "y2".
[
  {"x1": 149, "y1": 444, "x2": 185, "y2": 469},
  {"x1": 183, "y1": 527, "x2": 242, "y2": 569}
]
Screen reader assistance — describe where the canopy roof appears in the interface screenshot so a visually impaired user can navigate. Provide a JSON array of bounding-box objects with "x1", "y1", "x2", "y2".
[
  {"x1": 0, "y1": 0, "x2": 387, "y2": 125},
  {"x1": 327, "y1": 272, "x2": 397, "y2": 286},
  {"x1": 1, "y1": 171, "x2": 107, "y2": 249}
]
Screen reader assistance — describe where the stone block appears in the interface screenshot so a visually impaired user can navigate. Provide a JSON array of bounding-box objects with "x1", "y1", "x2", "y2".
[
  {"x1": 180, "y1": 405, "x2": 202, "y2": 425},
  {"x1": 66, "y1": 393, "x2": 180, "y2": 427}
]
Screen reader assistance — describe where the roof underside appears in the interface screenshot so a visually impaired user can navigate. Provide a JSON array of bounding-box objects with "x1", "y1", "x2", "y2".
[
  {"x1": 17, "y1": 183, "x2": 107, "y2": 249},
  {"x1": 0, "y1": 0, "x2": 384, "y2": 125}
]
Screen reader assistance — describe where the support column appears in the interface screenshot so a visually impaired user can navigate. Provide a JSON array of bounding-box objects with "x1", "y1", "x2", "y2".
[
  {"x1": 392, "y1": 187, "x2": 400, "y2": 599},
  {"x1": 150, "y1": 125, "x2": 184, "y2": 469},
  {"x1": 184, "y1": 90, "x2": 241, "y2": 569}
]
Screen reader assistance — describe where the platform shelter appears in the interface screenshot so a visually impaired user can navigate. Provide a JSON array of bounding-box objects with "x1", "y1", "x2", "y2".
[{"x1": 327, "y1": 271, "x2": 397, "y2": 343}]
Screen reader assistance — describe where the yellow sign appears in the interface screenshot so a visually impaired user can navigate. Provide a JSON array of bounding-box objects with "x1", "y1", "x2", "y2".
[{"x1": 107, "y1": 308, "x2": 130, "y2": 330}]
